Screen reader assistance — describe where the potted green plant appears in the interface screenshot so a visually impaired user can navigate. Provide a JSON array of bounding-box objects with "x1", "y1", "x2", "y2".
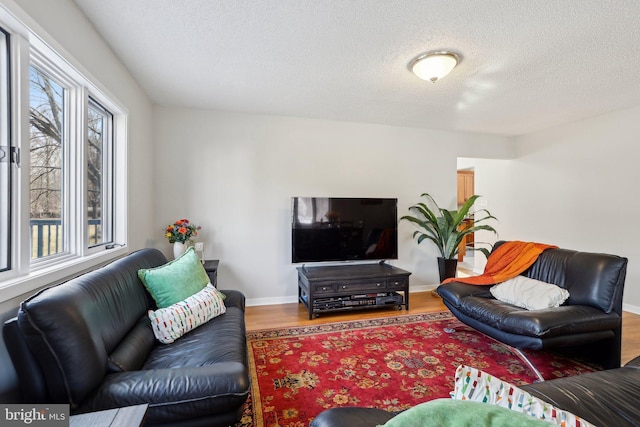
[{"x1": 400, "y1": 193, "x2": 498, "y2": 282}]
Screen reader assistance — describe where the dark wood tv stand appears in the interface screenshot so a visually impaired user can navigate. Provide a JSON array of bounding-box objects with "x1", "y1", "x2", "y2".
[{"x1": 297, "y1": 262, "x2": 411, "y2": 320}]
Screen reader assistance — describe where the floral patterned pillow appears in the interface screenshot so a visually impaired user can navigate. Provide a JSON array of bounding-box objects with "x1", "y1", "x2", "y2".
[{"x1": 451, "y1": 365, "x2": 596, "y2": 427}]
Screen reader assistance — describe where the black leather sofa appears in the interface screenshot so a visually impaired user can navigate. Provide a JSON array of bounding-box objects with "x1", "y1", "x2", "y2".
[
  {"x1": 3, "y1": 248, "x2": 249, "y2": 426},
  {"x1": 311, "y1": 355, "x2": 640, "y2": 427},
  {"x1": 438, "y1": 241, "x2": 628, "y2": 370}
]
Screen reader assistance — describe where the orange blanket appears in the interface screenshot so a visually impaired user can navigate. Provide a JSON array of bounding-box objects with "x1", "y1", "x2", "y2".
[{"x1": 442, "y1": 241, "x2": 558, "y2": 285}]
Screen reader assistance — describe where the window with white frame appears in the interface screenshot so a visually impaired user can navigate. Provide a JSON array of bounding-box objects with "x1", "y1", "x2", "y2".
[
  {"x1": 86, "y1": 98, "x2": 113, "y2": 248},
  {"x1": 29, "y1": 64, "x2": 67, "y2": 259},
  {"x1": 27, "y1": 55, "x2": 120, "y2": 265},
  {"x1": 0, "y1": 28, "x2": 10, "y2": 272},
  {"x1": 0, "y1": 9, "x2": 127, "y2": 287}
]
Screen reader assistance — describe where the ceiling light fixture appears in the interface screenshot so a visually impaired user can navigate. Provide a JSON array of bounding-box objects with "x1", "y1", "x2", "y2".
[{"x1": 409, "y1": 50, "x2": 461, "y2": 83}]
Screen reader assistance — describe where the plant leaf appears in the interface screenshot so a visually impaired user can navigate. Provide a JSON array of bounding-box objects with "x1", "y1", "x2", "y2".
[{"x1": 400, "y1": 193, "x2": 498, "y2": 259}]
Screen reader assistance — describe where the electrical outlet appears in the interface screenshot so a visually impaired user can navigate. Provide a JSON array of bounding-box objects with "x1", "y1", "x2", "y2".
[{"x1": 194, "y1": 242, "x2": 204, "y2": 250}]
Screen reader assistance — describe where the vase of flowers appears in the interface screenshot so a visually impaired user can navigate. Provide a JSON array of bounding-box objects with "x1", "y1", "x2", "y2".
[{"x1": 165, "y1": 219, "x2": 201, "y2": 259}]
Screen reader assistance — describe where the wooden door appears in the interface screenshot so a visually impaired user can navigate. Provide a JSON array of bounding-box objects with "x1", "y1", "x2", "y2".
[{"x1": 457, "y1": 170, "x2": 474, "y2": 206}]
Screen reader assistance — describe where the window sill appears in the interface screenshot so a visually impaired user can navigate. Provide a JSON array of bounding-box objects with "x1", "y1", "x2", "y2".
[{"x1": 0, "y1": 246, "x2": 129, "y2": 303}]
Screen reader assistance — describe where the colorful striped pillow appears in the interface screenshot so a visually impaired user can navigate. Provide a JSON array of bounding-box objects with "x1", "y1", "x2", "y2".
[{"x1": 148, "y1": 284, "x2": 226, "y2": 344}]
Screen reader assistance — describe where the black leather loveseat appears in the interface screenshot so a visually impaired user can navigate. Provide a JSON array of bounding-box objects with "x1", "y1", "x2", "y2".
[
  {"x1": 3, "y1": 248, "x2": 249, "y2": 426},
  {"x1": 437, "y1": 241, "x2": 628, "y2": 370}
]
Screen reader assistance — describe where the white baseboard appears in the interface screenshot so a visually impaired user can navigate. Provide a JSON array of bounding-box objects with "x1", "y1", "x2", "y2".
[
  {"x1": 409, "y1": 284, "x2": 437, "y2": 293},
  {"x1": 246, "y1": 295, "x2": 299, "y2": 307},
  {"x1": 623, "y1": 303, "x2": 640, "y2": 315}
]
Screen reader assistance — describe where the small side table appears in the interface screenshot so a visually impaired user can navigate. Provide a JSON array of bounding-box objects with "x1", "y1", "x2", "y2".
[
  {"x1": 203, "y1": 259, "x2": 219, "y2": 287},
  {"x1": 70, "y1": 404, "x2": 148, "y2": 427}
]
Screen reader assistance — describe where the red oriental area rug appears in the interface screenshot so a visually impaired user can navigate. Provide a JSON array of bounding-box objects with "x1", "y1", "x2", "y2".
[{"x1": 237, "y1": 312, "x2": 597, "y2": 427}]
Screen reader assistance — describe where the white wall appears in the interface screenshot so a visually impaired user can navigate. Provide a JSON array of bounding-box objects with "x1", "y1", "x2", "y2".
[
  {"x1": 153, "y1": 107, "x2": 513, "y2": 305},
  {"x1": 474, "y1": 105, "x2": 640, "y2": 312}
]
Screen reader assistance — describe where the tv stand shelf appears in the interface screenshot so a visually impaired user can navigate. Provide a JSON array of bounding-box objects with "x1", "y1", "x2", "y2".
[{"x1": 297, "y1": 263, "x2": 411, "y2": 320}]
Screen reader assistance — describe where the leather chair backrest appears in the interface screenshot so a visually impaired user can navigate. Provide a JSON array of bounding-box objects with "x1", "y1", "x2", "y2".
[
  {"x1": 11, "y1": 248, "x2": 167, "y2": 407},
  {"x1": 493, "y1": 241, "x2": 628, "y2": 315}
]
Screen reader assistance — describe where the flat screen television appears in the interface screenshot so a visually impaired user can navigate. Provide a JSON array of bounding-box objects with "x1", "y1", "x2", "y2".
[{"x1": 291, "y1": 197, "x2": 398, "y2": 263}]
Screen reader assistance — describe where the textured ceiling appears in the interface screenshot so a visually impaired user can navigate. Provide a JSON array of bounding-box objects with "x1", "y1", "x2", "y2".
[{"x1": 73, "y1": 0, "x2": 640, "y2": 136}]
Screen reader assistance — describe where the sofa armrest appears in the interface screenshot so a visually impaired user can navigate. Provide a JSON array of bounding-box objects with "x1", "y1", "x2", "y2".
[
  {"x1": 436, "y1": 282, "x2": 493, "y2": 307},
  {"x1": 311, "y1": 407, "x2": 396, "y2": 427},
  {"x1": 220, "y1": 289, "x2": 245, "y2": 311},
  {"x1": 521, "y1": 368, "x2": 640, "y2": 427}
]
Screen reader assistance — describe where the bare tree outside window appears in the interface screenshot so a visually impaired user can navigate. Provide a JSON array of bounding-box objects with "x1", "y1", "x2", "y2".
[
  {"x1": 29, "y1": 66, "x2": 65, "y2": 258},
  {"x1": 87, "y1": 99, "x2": 112, "y2": 246}
]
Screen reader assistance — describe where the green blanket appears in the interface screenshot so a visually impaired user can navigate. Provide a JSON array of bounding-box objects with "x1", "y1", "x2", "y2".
[{"x1": 379, "y1": 399, "x2": 552, "y2": 427}]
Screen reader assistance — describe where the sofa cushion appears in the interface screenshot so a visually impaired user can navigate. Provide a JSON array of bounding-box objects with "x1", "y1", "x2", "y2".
[
  {"x1": 490, "y1": 276, "x2": 569, "y2": 310},
  {"x1": 79, "y1": 361, "x2": 250, "y2": 425},
  {"x1": 459, "y1": 296, "x2": 621, "y2": 338},
  {"x1": 138, "y1": 247, "x2": 210, "y2": 308},
  {"x1": 148, "y1": 284, "x2": 226, "y2": 344},
  {"x1": 144, "y1": 305, "x2": 247, "y2": 370},
  {"x1": 107, "y1": 316, "x2": 155, "y2": 372}
]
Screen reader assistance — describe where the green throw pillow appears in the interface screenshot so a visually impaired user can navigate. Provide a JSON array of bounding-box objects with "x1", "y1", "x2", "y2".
[
  {"x1": 138, "y1": 247, "x2": 210, "y2": 308},
  {"x1": 380, "y1": 399, "x2": 551, "y2": 427}
]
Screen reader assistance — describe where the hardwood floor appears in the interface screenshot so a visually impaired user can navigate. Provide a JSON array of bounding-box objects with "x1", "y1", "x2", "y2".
[{"x1": 246, "y1": 290, "x2": 640, "y2": 365}]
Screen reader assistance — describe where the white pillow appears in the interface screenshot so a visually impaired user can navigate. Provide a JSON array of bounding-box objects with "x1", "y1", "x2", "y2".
[
  {"x1": 451, "y1": 365, "x2": 596, "y2": 427},
  {"x1": 148, "y1": 283, "x2": 226, "y2": 344},
  {"x1": 490, "y1": 276, "x2": 569, "y2": 310}
]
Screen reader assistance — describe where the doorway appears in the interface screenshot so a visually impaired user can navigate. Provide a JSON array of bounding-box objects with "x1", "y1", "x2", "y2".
[{"x1": 457, "y1": 160, "x2": 475, "y2": 273}]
